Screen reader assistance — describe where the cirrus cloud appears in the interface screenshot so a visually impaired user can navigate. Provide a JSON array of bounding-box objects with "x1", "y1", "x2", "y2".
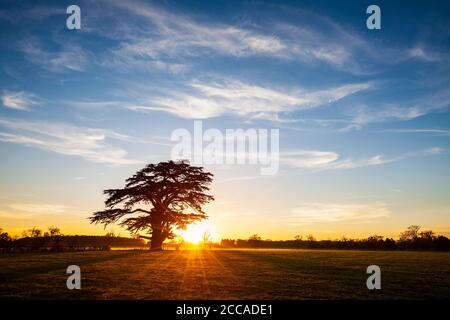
[
  {"x1": 1, "y1": 90, "x2": 39, "y2": 111},
  {"x1": 289, "y1": 202, "x2": 390, "y2": 225},
  {"x1": 127, "y1": 79, "x2": 371, "y2": 119},
  {"x1": 280, "y1": 147, "x2": 444, "y2": 170},
  {"x1": 0, "y1": 118, "x2": 143, "y2": 165}
]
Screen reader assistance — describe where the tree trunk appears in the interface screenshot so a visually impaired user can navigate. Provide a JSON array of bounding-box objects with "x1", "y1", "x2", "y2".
[{"x1": 150, "y1": 229, "x2": 164, "y2": 251}]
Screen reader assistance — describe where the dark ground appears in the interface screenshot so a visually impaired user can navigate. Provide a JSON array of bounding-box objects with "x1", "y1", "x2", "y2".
[{"x1": 1, "y1": 249, "x2": 449, "y2": 299}]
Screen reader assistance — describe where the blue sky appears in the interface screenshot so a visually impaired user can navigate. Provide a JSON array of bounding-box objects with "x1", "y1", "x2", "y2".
[{"x1": 0, "y1": 0, "x2": 449, "y2": 239}]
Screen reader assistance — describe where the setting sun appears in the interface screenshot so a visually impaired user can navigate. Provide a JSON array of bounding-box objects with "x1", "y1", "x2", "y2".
[{"x1": 179, "y1": 221, "x2": 216, "y2": 244}]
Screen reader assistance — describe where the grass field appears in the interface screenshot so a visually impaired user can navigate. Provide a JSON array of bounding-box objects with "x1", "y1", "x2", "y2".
[{"x1": 1, "y1": 249, "x2": 449, "y2": 299}]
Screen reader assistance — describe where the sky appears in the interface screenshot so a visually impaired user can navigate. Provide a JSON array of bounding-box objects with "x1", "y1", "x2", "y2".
[{"x1": 0, "y1": 0, "x2": 449, "y2": 240}]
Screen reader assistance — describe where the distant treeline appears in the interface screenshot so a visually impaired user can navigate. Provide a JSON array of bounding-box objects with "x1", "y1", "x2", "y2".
[
  {"x1": 221, "y1": 226, "x2": 450, "y2": 251},
  {"x1": 2, "y1": 225, "x2": 450, "y2": 253},
  {"x1": 0, "y1": 227, "x2": 146, "y2": 253}
]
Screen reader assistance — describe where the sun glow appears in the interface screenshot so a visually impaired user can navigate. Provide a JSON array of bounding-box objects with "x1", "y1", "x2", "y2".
[{"x1": 179, "y1": 221, "x2": 216, "y2": 244}]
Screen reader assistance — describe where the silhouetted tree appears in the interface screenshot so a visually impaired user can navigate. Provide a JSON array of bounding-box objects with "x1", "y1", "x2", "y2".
[
  {"x1": 48, "y1": 226, "x2": 61, "y2": 237},
  {"x1": 384, "y1": 238, "x2": 397, "y2": 249},
  {"x1": 294, "y1": 235, "x2": 303, "y2": 248},
  {"x1": 399, "y1": 225, "x2": 421, "y2": 241},
  {"x1": 220, "y1": 239, "x2": 236, "y2": 247},
  {"x1": 90, "y1": 160, "x2": 214, "y2": 250},
  {"x1": 23, "y1": 227, "x2": 42, "y2": 238},
  {"x1": 0, "y1": 228, "x2": 12, "y2": 250},
  {"x1": 249, "y1": 234, "x2": 261, "y2": 241},
  {"x1": 248, "y1": 234, "x2": 262, "y2": 248},
  {"x1": 434, "y1": 236, "x2": 450, "y2": 251},
  {"x1": 366, "y1": 235, "x2": 384, "y2": 249},
  {"x1": 47, "y1": 226, "x2": 63, "y2": 251},
  {"x1": 419, "y1": 230, "x2": 435, "y2": 240}
]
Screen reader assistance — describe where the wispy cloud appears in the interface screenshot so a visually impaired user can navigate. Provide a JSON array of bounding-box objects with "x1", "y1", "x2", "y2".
[
  {"x1": 335, "y1": 147, "x2": 445, "y2": 169},
  {"x1": 383, "y1": 129, "x2": 450, "y2": 136},
  {"x1": 8, "y1": 203, "x2": 69, "y2": 215},
  {"x1": 20, "y1": 40, "x2": 90, "y2": 72},
  {"x1": 289, "y1": 202, "x2": 390, "y2": 225},
  {"x1": 340, "y1": 89, "x2": 450, "y2": 131},
  {"x1": 0, "y1": 118, "x2": 142, "y2": 165},
  {"x1": 106, "y1": 0, "x2": 289, "y2": 67},
  {"x1": 0, "y1": 203, "x2": 72, "y2": 219},
  {"x1": 281, "y1": 150, "x2": 339, "y2": 168},
  {"x1": 99, "y1": 0, "x2": 413, "y2": 74},
  {"x1": 1, "y1": 90, "x2": 39, "y2": 111},
  {"x1": 281, "y1": 147, "x2": 444, "y2": 170},
  {"x1": 407, "y1": 45, "x2": 447, "y2": 62},
  {"x1": 127, "y1": 79, "x2": 370, "y2": 119},
  {"x1": 11, "y1": 0, "x2": 448, "y2": 79}
]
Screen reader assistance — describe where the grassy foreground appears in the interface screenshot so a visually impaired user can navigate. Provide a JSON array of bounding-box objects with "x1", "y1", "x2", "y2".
[{"x1": 1, "y1": 249, "x2": 449, "y2": 299}]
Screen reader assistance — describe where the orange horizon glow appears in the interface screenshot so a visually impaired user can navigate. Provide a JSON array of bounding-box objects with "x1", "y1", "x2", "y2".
[
  {"x1": 3, "y1": 219, "x2": 450, "y2": 242},
  {"x1": 2, "y1": 203, "x2": 450, "y2": 242}
]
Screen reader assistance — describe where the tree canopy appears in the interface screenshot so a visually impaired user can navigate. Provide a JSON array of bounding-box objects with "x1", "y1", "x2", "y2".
[{"x1": 90, "y1": 160, "x2": 214, "y2": 250}]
